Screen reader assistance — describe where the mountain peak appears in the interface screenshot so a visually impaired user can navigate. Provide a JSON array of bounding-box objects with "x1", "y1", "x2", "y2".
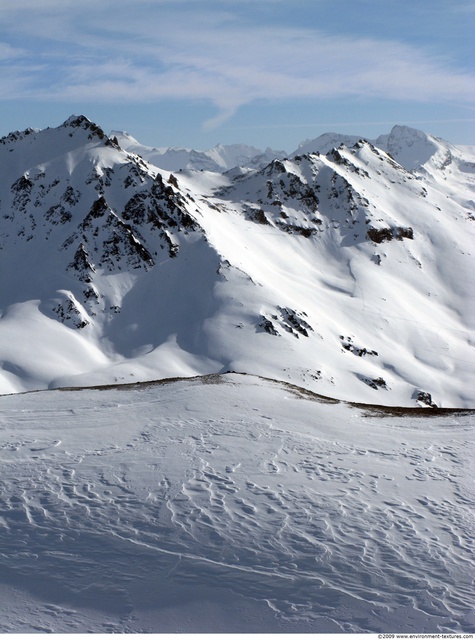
[
  {"x1": 60, "y1": 114, "x2": 109, "y2": 142},
  {"x1": 293, "y1": 132, "x2": 363, "y2": 157},
  {"x1": 110, "y1": 130, "x2": 142, "y2": 146},
  {"x1": 375, "y1": 124, "x2": 434, "y2": 152},
  {"x1": 374, "y1": 125, "x2": 442, "y2": 170},
  {"x1": 62, "y1": 114, "x2": 93, "y2": 128},
  {"x1": 388, "y1": 124, "x2": 429, "y2": 139},
  {"x1": 292, "y1": 125, "x2": 455, "y2": 173}
]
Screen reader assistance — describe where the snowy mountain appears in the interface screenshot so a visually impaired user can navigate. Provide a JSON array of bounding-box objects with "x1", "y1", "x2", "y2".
[
  {"x1": 111, "y1": 130, "x2": 286, "y2": 172},
  {"x1": 1, "y1": 115, "x2": 474, "y2": 407},
  {"x1": 294, "y1": 131, "x2": 364, "y2": 156}
]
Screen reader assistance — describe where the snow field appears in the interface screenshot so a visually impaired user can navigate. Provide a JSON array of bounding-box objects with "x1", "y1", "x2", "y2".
[{"x1": 0, "y1": 374, "x2": 473, "y2": 632}]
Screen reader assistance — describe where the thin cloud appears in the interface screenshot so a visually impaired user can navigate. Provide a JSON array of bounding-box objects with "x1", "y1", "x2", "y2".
[
  {"x1": 0, "y1": 43, "x2": 26, "y2": 60},
  {"x1": 1, "y1": 4, "x2": 473, "y2": 128},
  {"x1": 451, "y1": 0, "x2": 475, "y2": 13},
  {"x1": 223, "y1": 118, "x2": 475, "y2": 132}
]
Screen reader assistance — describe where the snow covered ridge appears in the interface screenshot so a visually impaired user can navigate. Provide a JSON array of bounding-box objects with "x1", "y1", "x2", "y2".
[{"x1": 0, "y1": 115, "x2": 474, "y2": 406}]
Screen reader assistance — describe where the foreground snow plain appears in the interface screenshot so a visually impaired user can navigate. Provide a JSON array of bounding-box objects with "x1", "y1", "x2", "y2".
[{"x1": 0, "y1": 374, "x2": 473, "y2": 633}]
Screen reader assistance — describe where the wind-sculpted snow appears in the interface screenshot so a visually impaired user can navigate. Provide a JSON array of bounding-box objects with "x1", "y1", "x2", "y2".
[{"x1": 0, "y1": 375, "x2": 473, "y2": 633}]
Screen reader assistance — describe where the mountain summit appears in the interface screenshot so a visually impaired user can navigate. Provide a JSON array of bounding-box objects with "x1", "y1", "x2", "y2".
[{"x1": 0, "y1": 116, "x2": 474, "y2": 406}]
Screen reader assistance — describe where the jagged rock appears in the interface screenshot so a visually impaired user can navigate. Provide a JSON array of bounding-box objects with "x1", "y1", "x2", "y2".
[
  {"x1": 259, "y1": 317, "x2": 280, "y2": 335},
  {"x1": 367, "y1": 227, "x2": 414, "y2": 243},
  {"x1": 52, "y1": 294, "x2": 90, "y2": 329},
  {"x1": 11, "y1": 175, "x2": 33, "y2": 210},
  {"x1": 279, "y1": 308, "x2": 313, "y2": 337},
  {"x1": 415, "y1": 390, "x2": 438, "y2": 408},
  {"x1": 360, "y1": 376, "x2": 388, "y2": 390},
  {"x1": 68, "y1": 243, "x2": 95, "y2": 282},
  {"x1": 340, "y1": 336, "x2": 378, "y2": 357}
]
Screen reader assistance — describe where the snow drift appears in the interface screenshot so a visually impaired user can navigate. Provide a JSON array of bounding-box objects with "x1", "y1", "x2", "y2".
[{"x1": 0, "y1": 374, "x2": 473, "y2": 632}]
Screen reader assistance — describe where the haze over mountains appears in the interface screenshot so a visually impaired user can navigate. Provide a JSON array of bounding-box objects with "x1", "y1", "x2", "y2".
[
  {"x1": 111, "y1": 130, "x2": 287, "y2": 173},
  {"x1": 0, "y1": 115, "x2": 474, "y2": 407}
]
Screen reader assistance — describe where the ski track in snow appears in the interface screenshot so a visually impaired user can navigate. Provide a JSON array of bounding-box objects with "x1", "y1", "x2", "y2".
[{"x1": 0, "y1": 375, "x2": 473, "y2": 633}]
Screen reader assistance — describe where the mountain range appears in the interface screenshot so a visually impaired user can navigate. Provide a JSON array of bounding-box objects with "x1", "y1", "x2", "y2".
[
  {"x1": 1, "y1": 115, "x2": 474, "y2": 407},
  {"x1": 1, "y1": 115, "x2": 474, "y2": 633}
]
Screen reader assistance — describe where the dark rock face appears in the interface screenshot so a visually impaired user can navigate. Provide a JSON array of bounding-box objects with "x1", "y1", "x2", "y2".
[
  {"x1": 415, "y1": 390, "x2": 438, "y2": 408},
  {"x1": 258, "y1": 308, "x2": 313, "y2": 338},
  {"x1": 359, "y1": 375, "x2": 388, "y2": 390},
  {"x1": 367, "y1": 227, "x2": 414, "y2": 243}
]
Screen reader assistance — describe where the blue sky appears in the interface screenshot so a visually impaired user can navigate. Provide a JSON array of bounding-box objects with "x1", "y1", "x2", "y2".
[{"x1": 0, "y1": 0, "x2": 474, "y2": 151}]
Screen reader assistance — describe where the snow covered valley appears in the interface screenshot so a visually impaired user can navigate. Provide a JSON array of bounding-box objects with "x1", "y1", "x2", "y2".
[{"x1": 0, "y1": 374, "x2": 473, "y2": 633}]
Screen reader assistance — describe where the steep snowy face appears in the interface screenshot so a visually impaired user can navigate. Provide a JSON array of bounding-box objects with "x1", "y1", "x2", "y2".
[
  {"x1": 0, "y1": 116, "x2": 474, "y2": 407},
  {"x1": 375, "y1": 126, "x2": 475, "y2": 225},
  {"x1": 205, "y1": 140, "x2": 474, "y2": 407},
  {"x1": 0, "y1": 116, "x2": 222, "y2": 392},
  {"x1": 0, "y1": 116, "x2": 204, "y2": 302},
  {"x1": 375, "y1": 125, "x2": 442, "y2": 171}
]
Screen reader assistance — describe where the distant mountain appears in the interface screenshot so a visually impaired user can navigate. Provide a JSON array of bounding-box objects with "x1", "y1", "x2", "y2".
[
  {"x1": 293, "y1": 132, "x2": 363, "y2": 157},
  {"x1": 0, "y1": 115, "x2": 474, "y2": 406},
  {"x1": 292, "y1": 124, "x2": 469, "y2": 172},
  {"x1": 111, "y1": 130, "x2": 287, "y2": 172}
]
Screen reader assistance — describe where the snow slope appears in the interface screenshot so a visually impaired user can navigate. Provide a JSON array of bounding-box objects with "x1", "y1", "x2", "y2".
[
  {"x1": 0, "y1": 116, "x2": 474, "y2": 407},
  {"x1": 0, "y1": 374, "x2": 473, "y2": 633}
]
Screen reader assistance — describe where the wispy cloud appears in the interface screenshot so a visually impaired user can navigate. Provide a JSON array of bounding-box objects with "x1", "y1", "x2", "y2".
[
  {"x1": 1, "y1": 1, "x2": 473, "y2": 128},
  {"x1": 451, "y1": 0, "x2": 475, "y2": 13},
  {"x1": 0, "y1": 42, "x2": 25, "y2": 59}
]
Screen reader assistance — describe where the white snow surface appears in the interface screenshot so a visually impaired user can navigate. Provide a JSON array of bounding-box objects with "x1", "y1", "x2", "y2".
[
  {"x1": 0, "y1": 116, "x2": 474, "y2": 407},
  {"x1": 0, "y1": 373, "x2": 473, "y2": 633}
]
